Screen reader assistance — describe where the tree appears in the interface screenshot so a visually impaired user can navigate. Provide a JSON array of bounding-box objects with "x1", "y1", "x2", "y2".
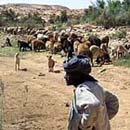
[
  {"x1": 96, "y1": 0, "x2": 105, "y2": 9},
  {"x1": 20, "y1": 13, "x2": 43, "y2": 28},
  {"x1": 60, "y1": 10, "x2": 68, "y2": 23},
  {"x1": 122, "y1": 0, "x2": 130, "y2": 11}
]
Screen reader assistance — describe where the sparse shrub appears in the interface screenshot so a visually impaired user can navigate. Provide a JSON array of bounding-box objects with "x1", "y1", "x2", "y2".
[
  {"x1": 0, "y1": 9, "x2": 18, "y2": 26},
  {"x1": 20, "y1": 13, "x2": 43, "y2": 28},
  {"x1": 113, "y1": 55, "x2": 130, "y2": 68},
  {"x1": 111, "y1": 29, "x2": 127, "y2": 39},
  {"x1": 60, "y1": 10, "x2": 68, "y2": 23}
]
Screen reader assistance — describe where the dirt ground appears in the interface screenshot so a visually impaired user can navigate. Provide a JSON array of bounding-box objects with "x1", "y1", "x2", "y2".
[{"x1": 0, "y1": 52, "x2": 130, "y2": 130}]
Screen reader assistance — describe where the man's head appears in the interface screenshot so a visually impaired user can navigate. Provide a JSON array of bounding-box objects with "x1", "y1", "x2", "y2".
[{"x1": 63, "y1": 55, "x2": 92, "y2": 86}]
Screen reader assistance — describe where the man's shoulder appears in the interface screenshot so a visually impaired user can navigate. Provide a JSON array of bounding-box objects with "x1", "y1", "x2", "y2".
[
  {"x1": 78, "y1": 81, "x2": 102, "y2": 89},
  {"x1": 76, "y1": 81, "x2": 104, "y2": 98},
  {"x1": 75, "y1": 85, "x2": 101, "y2": 108}
]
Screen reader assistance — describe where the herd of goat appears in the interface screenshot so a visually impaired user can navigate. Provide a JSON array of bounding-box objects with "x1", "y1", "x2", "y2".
[{"x1": 3, "y1": 30, "x2": 130, "y2": 67}]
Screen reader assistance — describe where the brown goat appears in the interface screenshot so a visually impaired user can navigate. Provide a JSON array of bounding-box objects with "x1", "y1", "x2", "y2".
[
  {"x1": 77, "y1": 41, "x2": 93, "y2": 66},
  {"x1": 77, "y1": 40, "x2": 91, "y2": 55},
  {"x1": 100, "y1": 44, "x2": 108, "y2": 53},
  {"x1": 26, "y1": 35, "x2": 36, "y2": 44},
  {"x1": 101, "y1": 36, "x2": 109, "y2": 48},
  {"x1": 73, "y1": 40, "x2": 80, "y2": 54},
  {"x1": 31, "y1": 39, "x2": 45, "y2": 52},
  {"x1": 45, "y1": 41, "x2": 54, "y2": 54},
  {"x1": 53, "y1": 42, "x2": 63, "y2": 54},
  {"x1": 111, "y1": 45, "x2": 128, "y2": 59},
  {"x1": 90, "y1": 45, "x2": 107, "y2": 66}
]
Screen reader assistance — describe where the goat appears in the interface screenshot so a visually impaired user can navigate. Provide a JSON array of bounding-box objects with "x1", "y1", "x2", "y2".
[
  {"x1": 90, "y1": 45, "x2": 107, "y2": 66},
  {"x1": 17, "y1": 40, "x2": 32, "y2": 51},
  {"x1": 111, "y1": 45, "x2": 128, "y2": 59}
]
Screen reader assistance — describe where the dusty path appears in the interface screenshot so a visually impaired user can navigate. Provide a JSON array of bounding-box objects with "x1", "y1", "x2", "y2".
[{"x1": 0, "y1": 53, "x2": 130, "y2": 130}]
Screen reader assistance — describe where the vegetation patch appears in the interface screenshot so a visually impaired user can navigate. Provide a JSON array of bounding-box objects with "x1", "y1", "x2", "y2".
[
  {"x1": 113, "y1": 55, "x2": 130, "y2": 68},
  {"x1": 111, "y1": 29, "x2": 127, "y2": 39}
]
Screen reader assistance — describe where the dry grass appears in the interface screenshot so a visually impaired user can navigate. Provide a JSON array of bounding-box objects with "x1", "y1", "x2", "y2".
[{"x1": 0, "y1": 52, "x2": 130, "y2": 130}]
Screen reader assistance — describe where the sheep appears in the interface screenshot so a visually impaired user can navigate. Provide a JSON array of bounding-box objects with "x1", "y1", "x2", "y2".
[
  {"x1": 37, "y1": 33, "x2": 44, "y2": 40},
  {"x1": 14, "y1": 53, "x2": 20, "y2": 71},
  {"x1": 36, "y1": 34, "x2": 48, "y2": 43}
]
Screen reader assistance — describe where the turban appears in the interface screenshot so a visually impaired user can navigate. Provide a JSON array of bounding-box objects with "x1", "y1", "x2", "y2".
[{"x1": 63, "y1": 55, "x2": 91, "y2": 75}]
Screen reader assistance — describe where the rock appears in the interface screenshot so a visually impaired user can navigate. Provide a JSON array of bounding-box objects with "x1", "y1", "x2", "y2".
[
  {"x1": 32, "y1": 77, "x2": 36, "y2": 79},
  {"x1": 54, "y1": 70, "x2": 61, "y2": 73},
  {"x1": 38, "y1": 73, "x2": 45, "y2": 76},
  {"x1": 98, "y1": 68, "x2": 106, "y2": 73},
  {"x1": 20, "y1": 68, "x2": 28, "y2": 71},
  {"x1": 65, "y1": 102, "x2": 70, "y2": 107}
]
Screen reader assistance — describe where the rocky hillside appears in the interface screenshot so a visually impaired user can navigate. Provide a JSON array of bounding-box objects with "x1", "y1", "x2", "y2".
[
  {"x1": 0, "y1": 4, "x2": 84, "y2": 22},
  {"x1": 0, "y1": 3, "x2": 69, "y2": 11}
]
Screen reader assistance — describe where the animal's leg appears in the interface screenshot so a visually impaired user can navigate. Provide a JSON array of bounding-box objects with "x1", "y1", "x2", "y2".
[
  {"x1": 91, "y1": 55, "x2": 94, "y2": 67},
  {"x1": 95, "y1": 57, "x2": 101, "y2": 65},
  {"x1": 22, "y1": 47, "x2": 24, "y2": 52},
  {"x1": 100, "y1": 57, "x2": 105, "y2": 67},
  {"x1": 29, "y1": 46, "x2": 32, "y2": 51},
  {"x1": 52, "y1": 67, "x2": 54, "y2": 72},
  {"x1": 19, "y1": 46, "x2": 21, "y2": 52},
  {"x1": 116, "y1": 52, "x2": 119, "y2": 59},
  {"x1": 48, "y1": 67, "x2": 51, "y2": 72},
  {"x1": 32, "y1": 43, "x2": 34, "y2": 51},
  {"x1": 24, "y1": 47, "x2": 26, "y2": 51},
  {"x1": 15, "y1": 63, "x2": 17, "y2": 71},
  {"x1": 18, "y1": 62, "x2": 20, "y2": 70}
]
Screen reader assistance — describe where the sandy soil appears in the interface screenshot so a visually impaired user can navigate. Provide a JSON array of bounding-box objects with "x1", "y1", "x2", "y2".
[{"x1": 0, "y1": 52, "x2": 130, "y2": 130}]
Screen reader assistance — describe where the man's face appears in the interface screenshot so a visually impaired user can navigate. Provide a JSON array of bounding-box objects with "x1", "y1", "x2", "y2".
[{"x1": 64, "y1": 73, "x2": 73, "y2": 86}]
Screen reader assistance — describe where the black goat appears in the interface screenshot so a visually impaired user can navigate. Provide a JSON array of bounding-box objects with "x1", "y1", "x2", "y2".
[
  {"x1": 17, "y1": 40, "x2": 32, "y2": 51},
  {"x1": 88, "y1": 36, "x2": 102, "y2": 47}
]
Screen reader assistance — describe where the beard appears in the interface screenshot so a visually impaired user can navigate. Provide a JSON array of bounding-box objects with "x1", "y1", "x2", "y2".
[
  {"x1": 64, "y1": 73, "x2": 81, "y2": 87},
  {"x1": 64, "y1": 75, "x2": 73, "y2": 86}
]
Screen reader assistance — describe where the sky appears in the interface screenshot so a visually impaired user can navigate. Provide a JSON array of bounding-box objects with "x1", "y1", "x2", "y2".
[{"x1": 0, "y1": 0, "x2": 96, "y2": 9}]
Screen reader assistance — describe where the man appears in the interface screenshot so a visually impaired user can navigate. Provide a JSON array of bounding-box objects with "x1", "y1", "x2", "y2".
[{"x1": 63, "y1": 55, "x2": 119, "y2": 130}]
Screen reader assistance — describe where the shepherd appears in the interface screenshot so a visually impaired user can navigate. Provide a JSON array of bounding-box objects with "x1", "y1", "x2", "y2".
[{"x1": 63, "y1": 55, "x2": 119, "y2": 130}]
